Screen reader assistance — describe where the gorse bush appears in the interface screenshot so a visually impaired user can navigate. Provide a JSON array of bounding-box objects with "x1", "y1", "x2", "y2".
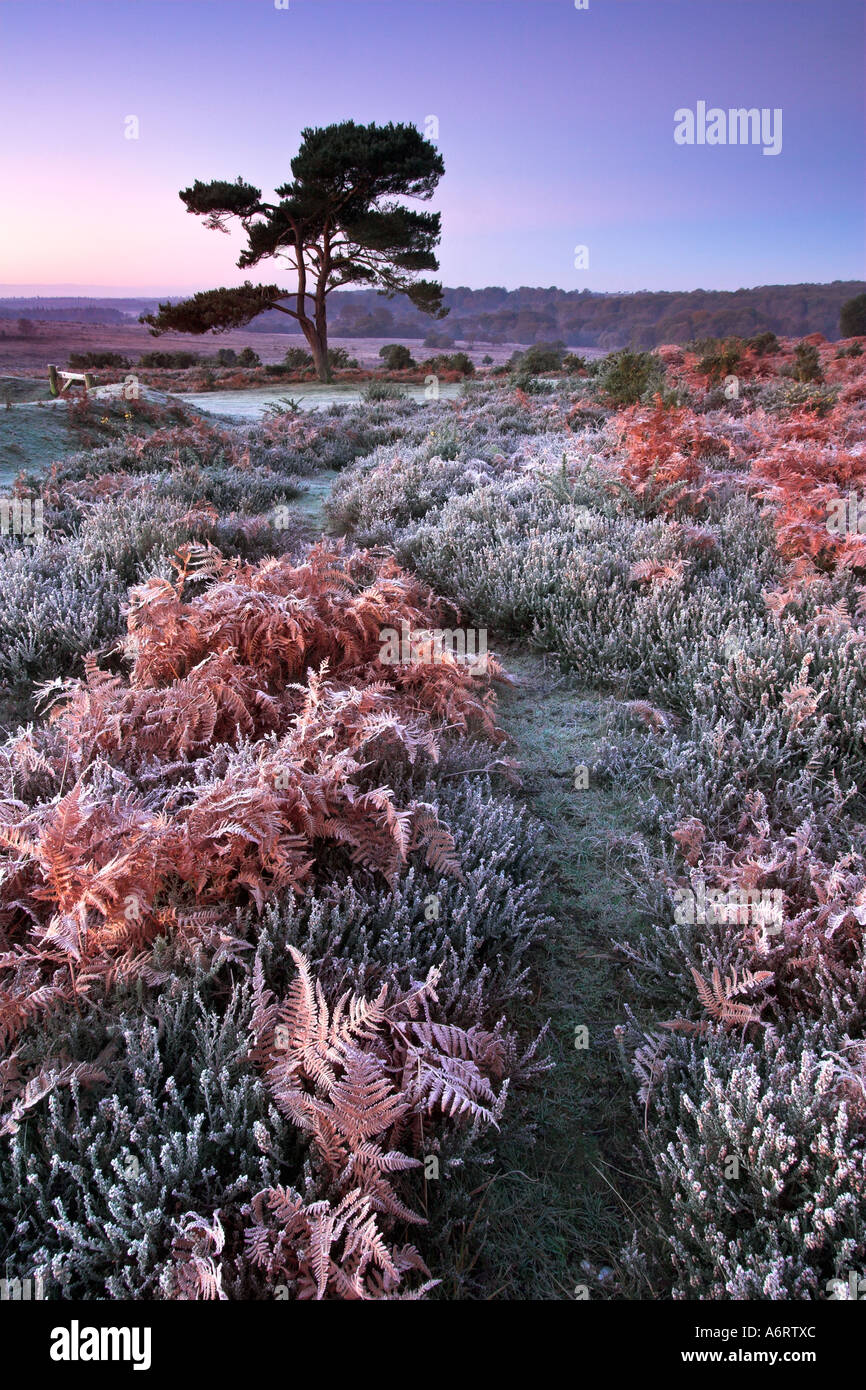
[
  {"x1": 422, "y1": 352, "x2": 475, "y2": 377},
  {"x1": 696, "y1": 337, "x2": 742, "y2": 384},
  {"x1": 747, "y1": 330, "x2": 780, "y2": 356},
  {"x1": 784, "y1": 341, "x2": 823, "y2": 384},
  {"x1": 597, "y1": 348, "x2": 666, "y2": 406},
  {"x1": 562, "y1": 352, "x2": 588, "y2": 374},
  {"x1": 327, "y1": 346, "x2": 358, "y2": 370}
]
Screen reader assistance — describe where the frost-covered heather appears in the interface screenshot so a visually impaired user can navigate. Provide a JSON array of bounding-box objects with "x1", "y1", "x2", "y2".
[
  {"x1": 625, "y1": 1023, "x2": 866, "y2": 1300},
  {"x1": 1, "y1": 978, "x2": 299, "y2": 1299},
  {"x1": 251, "y1": 749, "x2": 551, "y2": 1020},
  {"x1": 0, "y1": 404, "x2": 321, "y2": 716},
  {"x1": 0, "y1": 407, "x2": 552, "y2": 1298},
  {"x1": 3, "y1": 345, "x2": 866, "y2": 1299},
  {"x1": 0, "y1": 497, "x2": 213, "y2": 699},
  {"x1": 324, "y1": 414, "x2": 607, "y2": 542},
  {"x1": 328, "y1": 340, "x2": 866, "y2": 1298},
  {"x1": 0, "y1": 496, "x2": 307, "y2": 719},
  {"x1": 0, "y1": 748, "x2": 549, "y2": 1299}
]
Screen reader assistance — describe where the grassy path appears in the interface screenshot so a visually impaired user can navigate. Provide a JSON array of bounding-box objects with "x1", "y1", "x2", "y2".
[
  {"x1": 294, "y1": 468, "x2": 342, "y2": 530},
  {"x1": 314, "y1": 468, "x2": 658, "y2": 1299},
  {"x1": 441, "y1": 647, "x2": 655, "y2": 1300}
]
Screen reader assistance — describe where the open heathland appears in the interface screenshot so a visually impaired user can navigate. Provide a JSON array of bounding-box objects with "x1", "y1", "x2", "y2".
[{"x1": 2, "y1": 331, "x2": 866, "y2": 1299}]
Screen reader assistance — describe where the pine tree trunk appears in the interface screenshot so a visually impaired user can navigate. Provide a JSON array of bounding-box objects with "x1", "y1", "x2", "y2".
[{"x1": 301, "y1": 321, "x2": 331, "y2": 383}]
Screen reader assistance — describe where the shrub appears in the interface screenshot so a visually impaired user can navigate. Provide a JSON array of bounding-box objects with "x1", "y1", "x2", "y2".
[
  {"x1": 597, "y1": 349, "x2": 666, "y2": 406},
  {"x1": 513, "y1": 342, "x2": 565, "y2": 374},
  {"x1": 422, "y1": 328, "x2": 456, "y2": 349},
  {"x1": 68, "y1": 351, "x2": 131, "y2": 370},
  {"x1": 422, "y1": 352, "x2": 475, "y2": 377},
  {"x1": 511, "y1": 371, "x2": 555, "y2": 395},
  {"x1": 362, "y1": 381, "x2": 407, "y2": 403},
  {"x1": 746, "y1": 330, "x2": 779, "y2": 356},
  {"x1": 138, "y1": 351, "x2": 200, "y2": 369},
  {"x1": 760, "y1": 381, "x2": 838, "y2": 417},
  {"x1": 237, "y1": 347, "x2": 261, "y2": 368},
  {"x1": 783, "y1": 341, "x2": 823, "y2": 384},
  {"x1": 326, "y1": 347, "x2": 358, "y2": 370},
  {"x1": 696, "y1": 337, "x2": 742, "y2": 384},
  {"x1": 283, "y1": 347, "x2": 314, "y2": 371},
  {"x1": 379, "y1": 344, "x2": 416, "y2": 371},
  {"x1": 562, "y1": 352, "x2": 588, "y2": 374}
]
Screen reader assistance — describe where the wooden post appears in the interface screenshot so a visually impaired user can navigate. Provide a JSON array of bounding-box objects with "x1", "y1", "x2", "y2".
[{"x1": 47, "y1": 365, "x2": 92, "y2": 397}]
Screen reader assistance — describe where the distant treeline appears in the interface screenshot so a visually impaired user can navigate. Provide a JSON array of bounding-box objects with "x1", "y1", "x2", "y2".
[
  {"x1": 243, "y1": 281, "x2": 866, "y2": 347},
  {"x1": 0, "y1": 305, "x2": 128, "y2": 324},
  {"x1": 3, "y1": 281, "x2": 863, "y2": 346}
]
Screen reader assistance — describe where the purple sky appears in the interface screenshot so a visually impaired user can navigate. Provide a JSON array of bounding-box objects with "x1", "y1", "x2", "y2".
[{"x1": 0, "y1": 0, "x2": 863, "y2": 294}]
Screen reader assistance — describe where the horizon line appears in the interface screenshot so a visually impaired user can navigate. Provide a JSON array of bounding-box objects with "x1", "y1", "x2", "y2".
[{"x1": 1, "y1": 277, "x2": 863, "y2": 301}]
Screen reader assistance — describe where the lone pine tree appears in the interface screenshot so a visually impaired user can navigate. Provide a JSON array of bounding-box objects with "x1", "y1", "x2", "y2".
[{"x1": 142, "y1": 121, "x2": 447, "y2": 382}]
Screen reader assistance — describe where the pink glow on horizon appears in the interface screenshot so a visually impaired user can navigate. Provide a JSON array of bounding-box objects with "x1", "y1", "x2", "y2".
[{"x1": 0, "y1": 0, "x2": 862, "y2": 294}]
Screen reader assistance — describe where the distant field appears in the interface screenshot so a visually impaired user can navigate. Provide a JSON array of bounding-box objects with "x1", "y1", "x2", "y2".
[{"x1": 0, "y1": 321, "x2": 543, "y2": 376}]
